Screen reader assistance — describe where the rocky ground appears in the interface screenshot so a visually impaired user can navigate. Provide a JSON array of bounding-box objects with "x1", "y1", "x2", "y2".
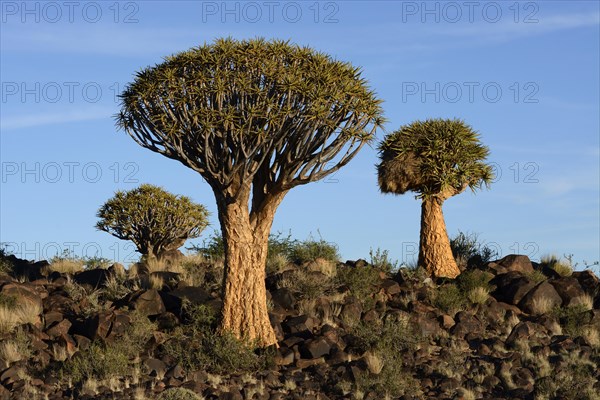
[{"x1": 0, "y1": 251, "x2": 599, "y2": 400}]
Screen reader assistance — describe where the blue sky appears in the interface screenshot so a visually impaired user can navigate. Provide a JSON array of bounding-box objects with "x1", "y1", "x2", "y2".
[{"x1": 1, "y1": 1, "x2": 599, "y2": 269}]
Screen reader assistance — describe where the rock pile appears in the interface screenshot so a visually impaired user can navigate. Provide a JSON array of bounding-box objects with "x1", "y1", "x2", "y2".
[{"x1": 0, "y1": 253, "x2": 598, "y2": 399}]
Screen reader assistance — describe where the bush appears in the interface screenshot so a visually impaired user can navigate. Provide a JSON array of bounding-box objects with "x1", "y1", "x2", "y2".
[
  {"x1": 369, "y1": 247, "x2": 398, "y2": 274},
  {"x1": 59, "y1": 311, "x2": 155, "y2": 386},
  {"x1": 289, "y1": 233, "x2": 340, "y2": 264},
  {"x1": 450, "y1": 231, "x2": 497, "y2": 268},
  {"x1": 337, "y1": 263, "x2": 381, "y2": 308},
  {"x1": 0, "y1": 248, "x2": 15, "y2": 276},
  {"x1": 96, "y1": 184, "x2": 209, "y2": 261},
  {"x1": 348, "y1": 317, "x2": 423, "y2": 397},
  {"x1": 161, "y1": 302, "x2": 268, "y2": 374},
  {"x1": 431, "y1": 284, "x2": 466, "y2": 315},
  {"x1": 158, "y1": 388, "x2": 204, "y2": 400}
]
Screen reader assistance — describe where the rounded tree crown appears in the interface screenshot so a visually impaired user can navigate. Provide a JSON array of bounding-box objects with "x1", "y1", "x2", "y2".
[
  {"x1": 116, "y1": 38, "x2": 384, "y2": 195},
  {"x1": 377, "y1": 118, "x2": 494, "y2": 199},
  {"x1": 96, "y1": 184, "x2": 209, "y2": 255}
]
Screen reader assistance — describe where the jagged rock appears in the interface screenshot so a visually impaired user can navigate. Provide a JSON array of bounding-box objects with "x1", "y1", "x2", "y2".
[
  {"x1": 518, "y1": 281, "x2": 562, "y2": 314},
  {"x1": 43, "y1": 294, "x2": 80, "y2": 315},
  {"x1": 275, "y1": 347, "x2": 294, "y2": 366},
  {"x1": 450, "y1": 312, "x2": 483, "y2": 338},
  {"x1": 299, "y1": 338, "x2": 331, "y2": 359},
  {"x1": 492, "y1": 254, "x2": 534, "y2": 274},
  {"x1": 572, "y1": 270, "x2": 600, "y2": 296},
  {"x1": 83, "y1": 310, "x2": 131, "y2": 341},
  {"x1": 490, "y1": 272, "x2": 537, "y2": 305},
  {"x1": 45, "y1": 319, "x2": 72, "y2": 338},
  {"x1": 156, "y1": 312, "x2": 180, "y2": 330},
  {"x1": 1, "y1": 282, "x2": 43, "y2": 310},
  {"x1": 5, "y1": 255, "x2": 50, "y2": 280},
  {"x1": 339, "y1": 302, "x2": 362, "y2": 327},
  {"x1": 144, "y1": 357, "x2": 167, "y2": 378},
  {"x1": 381, "y1": 279, "x2": 401, "y2": 295},
  {"x1": 270, "y1": 288, "x2": 297, "y2": 310},
  {"x1": 131, "y1": 289, "x2": 166, "y2": 316},
  {"x1": 550, "y1": 277, "x2": 586, "y2": 306},
  {"x1": 506, "y1": 321, "x2": 541, "y2": 346},
  {"x1": 73, "y1": 268, "x2": 110, "y2": 289},
  {"x1": 283, "y1": 315, "x2": 315, "y2": 334},
  {"x1": 160, "y1": 286, "x2": 210, "y2": 314},
  {"x1": 438, "y1": 314, "x2": 455, "y2": 329}
]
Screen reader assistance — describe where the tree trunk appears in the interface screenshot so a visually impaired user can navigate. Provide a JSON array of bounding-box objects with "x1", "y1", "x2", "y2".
[
  {"x1": 217, "y1": 192, "x2": 284, "y2": 347},
  {"x1": 418, "y1": 196, "x2": 460, "y2": 278}
]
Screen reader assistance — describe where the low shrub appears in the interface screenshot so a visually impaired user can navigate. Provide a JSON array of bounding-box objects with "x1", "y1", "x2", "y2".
[
  {"x1": 336, "y1": 263, "x2": 380, "y2": 308},
  {"x1": 161, "y1": 303, "x2": 268, "y2": 374},
  {"x1": 431, "y1": 284, "x2": 466, "y2": 315},
  {"x1": 158, "y1": 388, "x2": 204, "y2": 400},
  {"x1": 369, "y1": 247, "x2": 398, "y2": 274},
  {"x1": 348, "y1": 317, "x2": 423, "y2": 397},
  {"x1": 450, "y1": 231, "x2": 498, "y2": 269}
]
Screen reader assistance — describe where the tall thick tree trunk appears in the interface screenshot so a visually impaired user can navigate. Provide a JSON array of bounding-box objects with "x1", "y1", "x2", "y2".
[
  {"x1": 418, "y1": 196, "x2": 460, "y2": 278},
  {"x1": 216, "y1": 191, "x2": 284, "y2": 347}
]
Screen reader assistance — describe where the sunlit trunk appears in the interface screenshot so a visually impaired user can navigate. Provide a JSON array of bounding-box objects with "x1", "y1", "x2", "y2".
[
  {"x1": 216, "y1": 191, "x2": 284, "y2": 347},
  {"x1": 418, "y1": 196, "x2": 460, "y2": 278}
]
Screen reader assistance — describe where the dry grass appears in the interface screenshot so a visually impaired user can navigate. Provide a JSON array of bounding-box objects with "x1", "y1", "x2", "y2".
[
  {"x1": 570, "y1": 294, "x2": 595, "y2": 311},
  {"x1": 582, "y1": 327, "x2": 600, "y2": 348},
  {"x1": 0, "y1": 302, "x2": 42, "y2": 334},
  {"x1": 49, "y1": 259, "x2": 85, "y2": 274},
  {"x1": 306, "y1": 258, "x2": 337, "y2": 277},
  {"x1": 530, "y1": 297, "x2": 555, "y2": 315},
  {"x1": 364, "y1": 351, "x2": 385, "y2": 375},
  {"x1": 541, "y1": 254, "x2": 573, "y2": 277},
  {"x1": 266, "y1": 253, "x2": 291, "y2": 275},
  {"x1": 467, "y1": 286, "x2": 490, "y2": 304},
  {"x1": 146, "y1": 274, "x2": 165, "y2": 290},
  {"x1": 0, "y1": 340, "x2": 23, "y2": 364}
]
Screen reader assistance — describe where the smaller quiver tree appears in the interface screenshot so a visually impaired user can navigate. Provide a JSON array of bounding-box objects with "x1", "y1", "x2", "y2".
[
  {"x1": 96, "y1": 184, "x2": 209, "y2": 262},
  {"x1": 377, "y1": 119, "x2": 494, "y2": 278}
]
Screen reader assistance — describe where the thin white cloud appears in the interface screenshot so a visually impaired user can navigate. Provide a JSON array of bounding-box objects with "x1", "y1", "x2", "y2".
[{"x1": 1, "y1": 106, "x2": 113, "y2": 130}]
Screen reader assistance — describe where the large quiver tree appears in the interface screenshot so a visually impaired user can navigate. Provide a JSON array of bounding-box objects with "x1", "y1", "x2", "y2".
[
  {"x1": 117, "y1": 38, "x2": 384, "y2": 346},
  {"x1": 377, "y1": 119, "x2": 493, "y2": 278}
]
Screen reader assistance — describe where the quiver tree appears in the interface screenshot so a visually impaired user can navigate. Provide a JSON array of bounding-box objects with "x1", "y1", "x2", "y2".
[
  {"x1": 377, "y1": 119, "x2": 493, "y2": 278},
  {"x1": 116, "y1": 38, "x2": 384, "y2": 346},
  {"x1": 96, "y1": 184, "x2": 209, "y2": 261}
]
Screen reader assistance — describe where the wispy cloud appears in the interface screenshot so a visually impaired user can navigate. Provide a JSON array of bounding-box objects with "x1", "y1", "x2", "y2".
[{"x1": 1, "y1": 106, "x2": 114, "y2": 130}]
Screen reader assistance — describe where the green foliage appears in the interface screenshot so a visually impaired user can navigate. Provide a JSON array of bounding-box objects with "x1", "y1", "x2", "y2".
[
  {"x1": 162, "y1": 302, "x2": 267, "y2": 374},
  {"x1": 456, "y1": 269, "x2": 494, "y2": 293},
  {"x1": 349, "y1": 317, "x2": 423, "y2": 397},
  {"x1": 279, "y1": 269, "x2": 336, "y2": 301},
  {"x1": 288, "y1": 233, "x2": 340, "y2": 264},
  {"x1": 191, "y1": 230, "x2": 225, "y2": 261},
  {"x1": 60, "y1": 341, "x2": 130, "y2": 385},
  {"x1": 369, "y1": 247, "x2": 398, "y2": 273},
  {"x1": 158, "y1": 388, "x2": 204, "y2": 400},
  {"x1": 96, "y1": 184, "x2": 209, "y2": 259},
  {"x1": 0, "y1": 247, "x2": 15, "y2": 276},
  {"x1": 118, "y1": 37, "x2": 384, "y2": 145},
  {"x1": 337, "y1": 263, "x2": 381, "y2": 308},
  {"x1": 450, "y1": 231, "x2": 498, "y2": 267},
  {"x1": 535, "y1": 351, "x2": 600, "y2": 400},
  {"x1": 192, "y1": 230, "x2": 338, "y2": 265},
  {"x1": 59, "y1": 311, "x2": 155, "y2": 386},
  {"x1": 431, "y1": 284, "x2": 467, "y2": 315},
  {"x1": 378, "y1": 118, "x2": 494, "y2": 198},
  {"x1": 552, "y1": 304, "x2": 593, "y2": 337}
]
